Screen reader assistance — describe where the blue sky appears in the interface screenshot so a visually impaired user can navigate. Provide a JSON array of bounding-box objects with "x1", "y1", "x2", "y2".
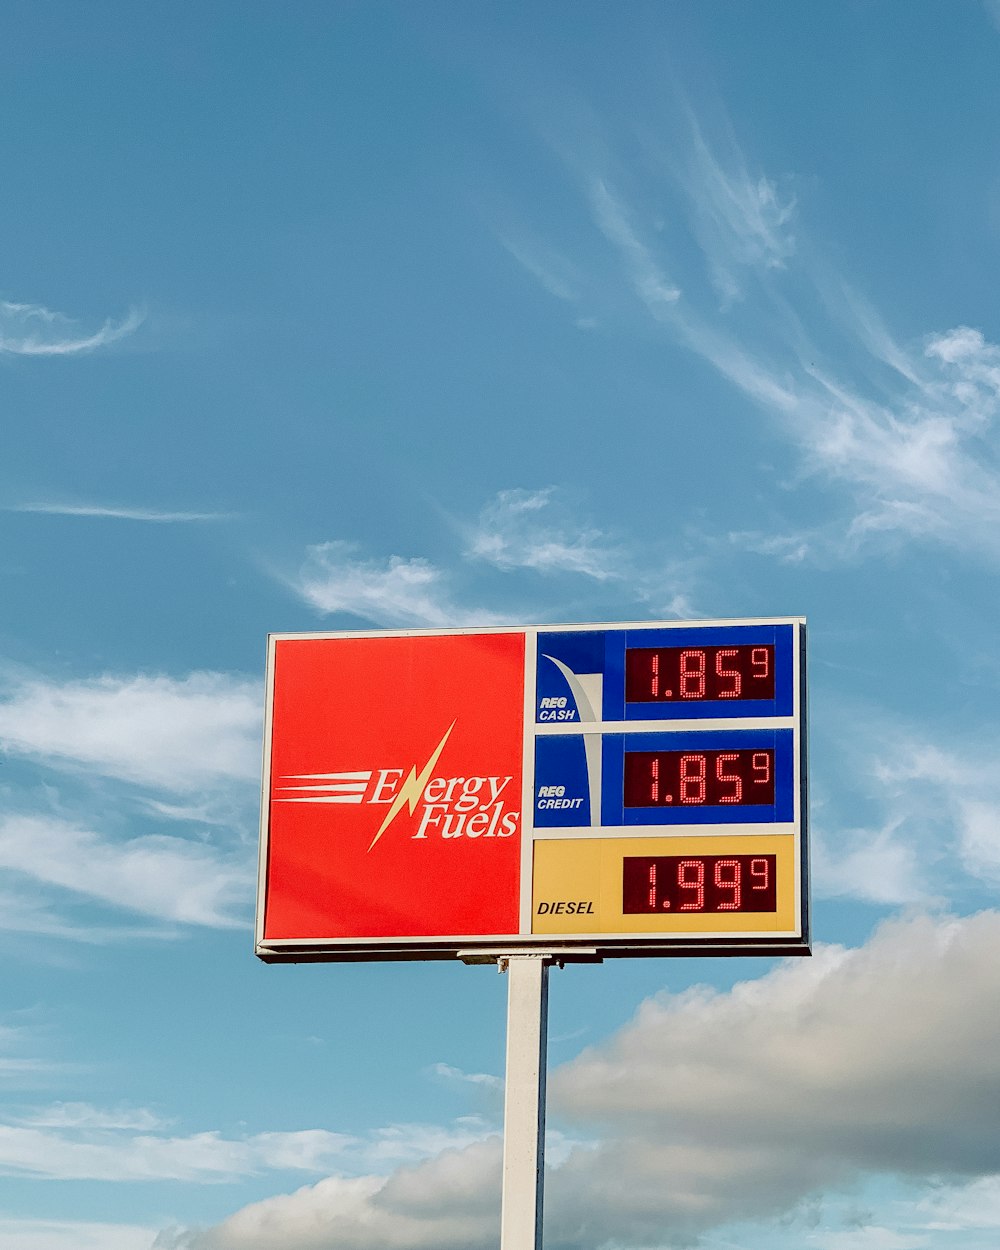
[{"x1": 3, "y1": 2, "x2": 1000, "y2": 1247}]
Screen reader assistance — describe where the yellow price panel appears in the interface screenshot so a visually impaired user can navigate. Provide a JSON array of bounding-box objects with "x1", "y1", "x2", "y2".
[{"x1": 532, "y1": 835, "x2": 799, "y2": 938}]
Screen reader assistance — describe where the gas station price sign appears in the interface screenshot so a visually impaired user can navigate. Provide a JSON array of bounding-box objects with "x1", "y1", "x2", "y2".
[{"x1": 256, "y1": 617, "x2": 809, "y2": 962}]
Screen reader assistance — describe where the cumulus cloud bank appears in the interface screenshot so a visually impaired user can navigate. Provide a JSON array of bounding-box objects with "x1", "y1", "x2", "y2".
[{"x1": 161, "y1": 911, "x2": 1000, "y2": 1249}]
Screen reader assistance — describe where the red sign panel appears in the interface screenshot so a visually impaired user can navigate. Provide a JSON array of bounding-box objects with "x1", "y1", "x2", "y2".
[{"x1": 261, "y1": 632, "x2": 525, "y2": 947}]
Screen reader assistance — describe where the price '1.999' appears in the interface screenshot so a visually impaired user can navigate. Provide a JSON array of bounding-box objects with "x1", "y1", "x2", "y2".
[{"x1": 622, "y1": 854, "x2": 778, "y2": 913}]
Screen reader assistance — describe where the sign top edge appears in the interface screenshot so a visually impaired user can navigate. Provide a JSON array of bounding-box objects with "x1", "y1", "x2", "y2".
[{"x1": 266, "y1": 616, "x2": 807, "y2": 643}]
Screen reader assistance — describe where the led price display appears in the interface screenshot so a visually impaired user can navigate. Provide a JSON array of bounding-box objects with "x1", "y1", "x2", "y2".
[
  {"x1": 623, "y1": 854, "x2": 778, "y2": 913},
  {"x1": 625, "y1": 644, "x2": 775, "y2": 703},
  {"x1": 623, "y1": 748, "x2": 775, "y2": 808}
]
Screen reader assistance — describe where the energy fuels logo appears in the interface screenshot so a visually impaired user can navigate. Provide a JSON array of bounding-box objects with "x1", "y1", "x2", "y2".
[{"x1": 273, "y1": 721, "x2": 520, "y2": 850}]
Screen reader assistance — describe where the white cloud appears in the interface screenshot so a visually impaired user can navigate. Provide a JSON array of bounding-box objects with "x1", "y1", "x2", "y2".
[
  {"x1": 805, "y1": 1229, "x2": 928, "y2": 1250},
  {"x1": 0, "y1": 884, "x2": 126, "y2": 942},
  {"x1": 497, "y1": 234, "x2": 581, "y2": 302},
  {"x1": 0, "y1": 1120, "x2": 353, "y2": 1181},
  {"x1": 812, "y1": 821, "x2": 929, "y2": 907},
  {"x1": 918, "y1": 1173, "x2": 1000, "y2": 1231},
  {"x1": 160, "y1": 912, "x2": 1000, "y2": 1250},
  {"x1": 670, "y1": 258, "x2": 1000, "y2": 562},
  {"x1": 0, "y1": 815, "x2": 252, "y2": 928},
  {"x1": 661, "y1": 295, "x2": 1000, "y2": 566},
  {"x1": 428, "y1": 1063, "x2": 503, "y2": 1091},
  {"x1": 0, "y1": 1217, "x2": 159, "y2": 1250},
  {"x1": 509, "y1": 100, "x2": 1000, "y2": 562},
  {"x1": 0, "y1": 876, "x2": 182, "y2": 942},
  {"x1": 0, "y1": 299, "x2": 144, "y2": 356},
  {"x1": 0, "y1": 1101, "x2": 500, "y2": 1194},
  {"x1": 679, "y1": 109, "x2": 796, "y2": 303},
  {"x1": 465, "y1": 488, "x2": 701, "y2": 615},
  {"x1": 156, "y1": 1139, "x2": 503, "y2": 1250},
  {"x1": 288, "y1": 541, "x2": 513, "y2": 628},
  {"x1": 0, "y1": 1026, "x2": 60, "y2": 1085},
  {"x1": 870, "y1": 737, "x2": 1000, "y2": 888},
  {"x1": 0, "y1": 670, "x2": 261, "y2": 793},
  {"x1": 14, "y1": 1102, "x2": 167, "y2": 1131},
  {"x1": 467, "y1": 488, "x2": 623, "y2": 581},
  {"x1": 546, "y1": 912, "x2": 1000, "y2": 1243},
  {"x1": 954, "y1": 798, "x2": 1000, "y2": 883},
  {"x1": 285, "y1": 491, "x2": 699, "y2": 629},
  {"x1": 808, "y1": 711, "x2": 1000, "y2": 906},
  {"x1": 363, "y1": 1118, "x2": 495, "y2": 1165},
  {"x1": 8, "y1": 503, "x2": 233, "y2": 522},
  {"x1": 589, "y1": 178, "x2": 681, "y2": 312}
]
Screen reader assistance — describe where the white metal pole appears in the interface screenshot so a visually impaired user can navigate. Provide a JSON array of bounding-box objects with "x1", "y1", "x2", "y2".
[{"x1": 500, "y1": 953, "x2": 550, "y2": 1250}]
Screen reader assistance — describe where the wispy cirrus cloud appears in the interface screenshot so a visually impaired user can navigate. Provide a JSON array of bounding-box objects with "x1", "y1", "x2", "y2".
[
  {"x1": 0, "y1": 299, "x2": 144, "y2": 356},
  {"x1": 468, "y1": 487, "x2": 701, "y2": 617},
  {"x1": 872, "y1": 737, "x2": 1000, "y2": 887},
  {"x1": 0, "y1": 1217, "x2": 159, "y2": 1250},
  {"x1": 496, "y1": 233, "x2": 581, "y2": 303},
  {"x1": 588, "y1": 179, "x2": 681, "y2": 313},
  {"x1": 677, "y1": 107, "x2": 796, "y2": 304},
  {"x1": 7, "y1": 502, "x2": 234, "y2": 522},
  {"x1": 0, "y1": 882, "x2": 168, "y2": 943},
  {"x1": 284, "y1": 490, "x2": 700, "y2": 628},
  {"x1": 0, "y1": 668, "x2": 260, "y2": 934},
  {"x1": 504, "y1": 96, "x2": 1000, "y2": 563},
  {"x1": 288, "y1": 541, "x2": 515, "y2": 628},
  {"x1": 14, "y1": 1103, "x2": 167, "y2": 1131},
  {"x1": 0, "y1": 1113, "x2": 353, "y2": 1181},
  {"x1": 809, "y1": 704, "x2": 1000, "y2": 907},
  {"x1": 0, "y1": 1025, "x2": 60, "y2": 1085},
  {"x1": 362, "y1": 1118, "x2": 496, "y2": 1166},
  {"x1": 0, "y1": 814, "x2": 252, "y2": 929},
  {"x1": 0, "y1": 670, "x2": 261, "y2": 793},
  {"x1": 0, "y1": 1101, "x2": 507, "y2": 1195},
  {"x1": 467, "y1": 488, "x2": 624, "y2": 581},
  {"x1": 649, "y1": 205, "x2": 1000, "y2": 560},
  {"x1": 428, "y1": 1063, "x2": 503, "y2": 1092}
]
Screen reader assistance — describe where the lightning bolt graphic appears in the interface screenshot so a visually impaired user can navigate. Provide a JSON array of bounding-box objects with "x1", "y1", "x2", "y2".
[{"x1": 367, "y1": 720, "x2": 455, "y2": 852}]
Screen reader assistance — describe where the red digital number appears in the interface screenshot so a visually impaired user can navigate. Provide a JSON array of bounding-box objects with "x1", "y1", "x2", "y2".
[
  {"x1": 715, "y1": 753, "x2": 742, "y2": 803},
  {"x1": 677, "y1": 860, "x2": 705, "y2": 910},
  {"x1": 714, "y1": 859, "x2": 741, "y2": 909},
  {"x1": 679, "y1": 754, "x2": 706, "y2": 804},
  {"x1": 715, "y1": 649, "x2": 741, "y2": 697},
  {"x1": 679, "y1": 650, "x2": 706, "y2": 698}
]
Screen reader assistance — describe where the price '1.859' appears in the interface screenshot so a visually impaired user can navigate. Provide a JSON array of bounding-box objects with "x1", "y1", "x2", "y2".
[
  {"x1": 625, "y1": 645, "x2": 775, "y2": 703},
  {"x1": 623, "y1": 749, "x2": 775, "y2": 808}
]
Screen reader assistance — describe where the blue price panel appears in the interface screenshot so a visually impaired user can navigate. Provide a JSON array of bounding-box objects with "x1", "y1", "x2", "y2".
[
  {"x1": 601, "y1": 730, "x2": 795, "y2": 827},
  {"x1": 536, "y1": 624, "x2": 795, "y2": 722}
]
